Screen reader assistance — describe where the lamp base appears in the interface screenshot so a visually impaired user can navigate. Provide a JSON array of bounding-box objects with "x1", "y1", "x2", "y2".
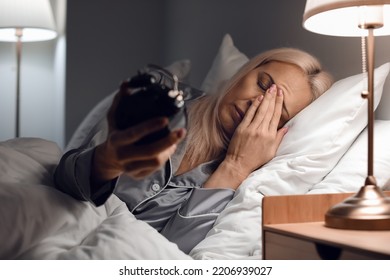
[{"x1": 325, "y1": 181, "x2": 390, "y2": 230}]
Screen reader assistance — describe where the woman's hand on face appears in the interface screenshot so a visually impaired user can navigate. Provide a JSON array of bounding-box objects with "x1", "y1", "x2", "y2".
[
  {"x1": 92, "y1": 83, "x2": 186, "y2": 185},
  {"x1": 224, "y1": 84, "x2": 287, "y2": 177}
]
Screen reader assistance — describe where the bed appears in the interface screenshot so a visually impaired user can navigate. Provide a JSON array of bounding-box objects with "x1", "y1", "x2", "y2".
[{"x1": 1, "y1": 34, "x2": 390, "y2": 260}]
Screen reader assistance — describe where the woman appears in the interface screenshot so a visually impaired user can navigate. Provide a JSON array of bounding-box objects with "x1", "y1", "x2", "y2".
[{"x1": 54, "y1": 48, "x2": 333, "y2": 254}]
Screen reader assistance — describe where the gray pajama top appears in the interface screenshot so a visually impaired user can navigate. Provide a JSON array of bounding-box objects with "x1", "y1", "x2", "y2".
[{"x1": 53, "y1": 120, "x2": 235, "y2": 254}]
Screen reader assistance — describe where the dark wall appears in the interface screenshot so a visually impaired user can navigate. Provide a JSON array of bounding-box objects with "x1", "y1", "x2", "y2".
[
  {"x1": 66, "y1": 0, "x2": 390, "y2": 143},
  {"x1": 66, "y1": 0, "x2": 168, "y2": 142}
]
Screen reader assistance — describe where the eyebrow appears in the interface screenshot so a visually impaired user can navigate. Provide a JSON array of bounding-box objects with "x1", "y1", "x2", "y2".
[{"x1": 264, "y1": 71, "x2": 290, "y2": 118}]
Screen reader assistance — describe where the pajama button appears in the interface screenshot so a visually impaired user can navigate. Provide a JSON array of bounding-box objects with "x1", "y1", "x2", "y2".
[{"x1": 151, "y1": 183, "x2": 160, "y2": 192}]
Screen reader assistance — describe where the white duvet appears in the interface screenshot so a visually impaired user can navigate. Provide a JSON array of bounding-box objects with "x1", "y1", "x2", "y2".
[{"x1": 0, "y1": 138, "x2": 190, "y2": 259}]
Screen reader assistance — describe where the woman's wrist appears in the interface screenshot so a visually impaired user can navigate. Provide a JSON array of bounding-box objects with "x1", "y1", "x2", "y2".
[
  {"x1": 91, "y1": 143, "x2": 122, "y2": 186},
  {"x1": 203, "y1": 159, "x2": 250, "y2": 190}
]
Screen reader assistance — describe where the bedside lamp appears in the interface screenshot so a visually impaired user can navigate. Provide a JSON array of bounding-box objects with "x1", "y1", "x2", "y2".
[
  {"x1": 0, "y1": 0, "x2": 57, "y2": 137},
  {"x1": 303, "y1": 0, "x2": 390, "y2": 230}
]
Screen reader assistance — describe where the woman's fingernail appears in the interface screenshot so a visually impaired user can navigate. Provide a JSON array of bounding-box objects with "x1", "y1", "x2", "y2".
[
  {"x1": 277, "y1": 88, "x2": 283, "y2": 96},
  {"x1": 258, "y1": 95, "x2": 264, "y2": 102}
]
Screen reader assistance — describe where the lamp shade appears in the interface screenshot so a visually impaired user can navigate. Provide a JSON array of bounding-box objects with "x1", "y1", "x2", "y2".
[
  {"x1": 303, "y1": 0, "x2": 390, "y2": 36},
  {"x1": 0, "y1": 0, "x2": 57, "y2": 42}
]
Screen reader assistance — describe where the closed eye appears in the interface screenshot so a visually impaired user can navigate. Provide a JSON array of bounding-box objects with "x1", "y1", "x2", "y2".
[{"x1": 257, "y1": 72, "x2": 274, "y2": 92}]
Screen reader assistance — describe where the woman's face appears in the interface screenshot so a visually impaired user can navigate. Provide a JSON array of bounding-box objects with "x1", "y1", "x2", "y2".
[{"x1": 218, "y1": 61, "x2": 312, "y2": 138}]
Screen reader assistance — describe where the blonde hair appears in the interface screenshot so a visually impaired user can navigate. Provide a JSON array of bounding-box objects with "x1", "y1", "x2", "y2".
[{"x1": 185, "y1": 48, "x2": 333, "y2": 167}]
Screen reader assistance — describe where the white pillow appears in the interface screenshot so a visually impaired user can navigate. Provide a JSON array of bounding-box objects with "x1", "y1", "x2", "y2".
[
  {"x1": 191, "y1": 34, "x2": 390, "y2": 259},
  {"x1": 201, "y1": 34, "x2": 249, "y2": 94},
  {"x1": 309, "y1": 120, "x2": 390, "y2": 194},
  {"x1": 66, "y1": 60, "x2": 192, "y2": 151}
]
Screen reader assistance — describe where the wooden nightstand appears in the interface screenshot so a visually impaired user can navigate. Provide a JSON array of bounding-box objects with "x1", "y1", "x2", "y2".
[{"x1": 262, "y1": 192, "x2": 390, "y2": 260}]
